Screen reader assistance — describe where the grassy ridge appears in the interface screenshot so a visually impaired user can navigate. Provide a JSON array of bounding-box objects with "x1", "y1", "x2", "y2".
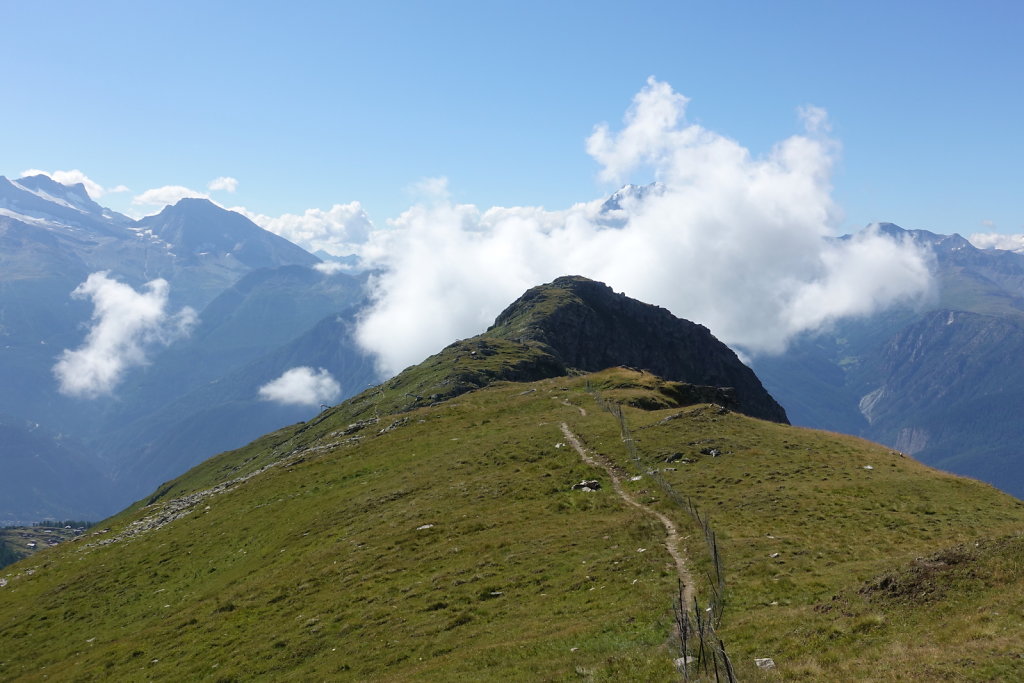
[
  {"x1": 0, "y1": 378, "x2": 685, "y2": 681},
  {"x1": 2, "y1": 369, "x2": 1023, "y2": 680}
]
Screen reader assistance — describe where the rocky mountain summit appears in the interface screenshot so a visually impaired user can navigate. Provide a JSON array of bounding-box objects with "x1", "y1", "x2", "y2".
[{"x1": 488, "y1": 276, "x2": 788, "y2": 423}]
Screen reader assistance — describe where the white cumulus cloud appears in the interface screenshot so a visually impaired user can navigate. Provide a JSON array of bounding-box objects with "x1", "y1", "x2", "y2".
[
  {"x1": 208, "y1": 176, "x2": 238, "y2": 193},
  {"x1": 20, "y1": 168, "x2": 129, "y2": 199},
  {"x1": 354, "y1": 78, "x2": 935, "y2": 376},
  {"x1": 797, "y1": 104, "x2": 831, "y2": 134},
  {"x1": 258, "y1": 367, "x2": 341, "y2": 406},
  {"x1": 407, "y1": 176, "x2": 452, "y2": 202},
  {"x1": 130, "y1": 176, "x2": 238, "y2": 214},
  {"x1": 53, "y1": 272, "x2": 198, "y2": 398},
  {"x1": 313, "y1": 261, "x2": 350, "y2": 275},
  {"x1": 237, "y1": 202, "x2": 375, "y2": 257},
  {"x1": 968, "y1": 232, "x2": 1024, "y2": 252},
  {"x1": 586, "y1": 77, "x2": 693, "y2": 185},
  {"x1": 132, "y1": 185, "x2": 208, "y2": 209}
]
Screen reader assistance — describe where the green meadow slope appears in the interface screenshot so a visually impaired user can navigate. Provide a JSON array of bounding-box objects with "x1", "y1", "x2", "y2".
[{"x1": 2, "y1": 365, "x2": 1023, "y2": 681}]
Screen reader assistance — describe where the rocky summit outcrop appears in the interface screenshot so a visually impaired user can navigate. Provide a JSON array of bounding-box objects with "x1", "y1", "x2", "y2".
[{"x1": 487, "y1": 276, "x2": 788, "y2": 423}]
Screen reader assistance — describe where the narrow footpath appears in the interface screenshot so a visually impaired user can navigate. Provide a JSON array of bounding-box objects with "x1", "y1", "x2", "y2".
[{"x1": 560, "y1": 422, "x2": 695, "y2": 607}]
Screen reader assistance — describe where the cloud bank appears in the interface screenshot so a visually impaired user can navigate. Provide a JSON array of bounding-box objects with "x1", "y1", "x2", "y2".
[
  {"x1": 258, "y1": 367, "x2": 341, "y2": 406},
  {"x1": 355, "y1": 77, "x2": 935, "y2": 376},
  {"x1": 131, "y1": 177, "x2": 240, "y2": 214},
  {"x1": 968, "y1": 232, "x2": 1024, "y2": 252},
  {"x1": 132, "y1": 185, "x2": 209, "y2": 208},
  {"x1": 53, "y1": 272, "x2": 198, "y2": 398},
  {"x1": 238, "y1": 203, "x2": 375, "y2": 257}
]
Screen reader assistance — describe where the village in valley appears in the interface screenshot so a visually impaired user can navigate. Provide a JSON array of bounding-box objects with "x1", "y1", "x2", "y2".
[{"x1": 0, "y1": 522, "x2": 90, "y2": 569}]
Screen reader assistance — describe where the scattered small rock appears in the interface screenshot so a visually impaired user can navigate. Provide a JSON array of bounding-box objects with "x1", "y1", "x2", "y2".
[
  {"x1": 416, "y1": 524, "x2": 434, "y2": 530},
  {"x1": 863, "y1": 465, "x2": 874, "y2": 470},
  {"x1": 571, "y1": 480, "x2": 601, "y2": 492},
  {"x1": 340, "y1": 418, "x2": 378, "y2": 436},
  {"x1": 755, "y1": 657, "x2": 776, "y2": 669},
  {"x1": 674, "y1": 656, "x2": 697, "y2": 672},
  {"x1": 630, "y1": 475, "x2": 642, "y2": 481},
  {"x1": 700, "y1": 447, "x2": 721, "y2": 457},
  {"x1": 770, "y1": 552, "x2": 780, "y2": 558},
  {"x1": 378, "y1": 417, "x2": 409, "y2": 435}
]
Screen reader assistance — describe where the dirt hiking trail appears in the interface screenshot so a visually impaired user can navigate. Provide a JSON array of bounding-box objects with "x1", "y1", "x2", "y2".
[{"x1": 560, "y1": 422, "x2": 695, "y2": 607}]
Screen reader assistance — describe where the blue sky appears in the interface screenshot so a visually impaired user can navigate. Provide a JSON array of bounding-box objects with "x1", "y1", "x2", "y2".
[{"x1": 3, "y1": 0, "x2": 1022, "y2": 235}]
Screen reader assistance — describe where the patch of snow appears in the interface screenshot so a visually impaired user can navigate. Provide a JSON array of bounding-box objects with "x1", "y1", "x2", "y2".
[
  {"x1": 9, "y1": 179, "x2": 88, "y2": 214},
  {"x1": 0, "y1": 207, "x2": 61, "y2": 228},
  {"x1": 126, "y1": 226, "x2": 165, "y2": 245}
]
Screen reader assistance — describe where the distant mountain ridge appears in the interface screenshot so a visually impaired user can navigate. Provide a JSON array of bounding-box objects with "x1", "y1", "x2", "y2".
[
  {"x1": 0, "y1": 174, "x2": 370, "y2": 523},
  {"x1": 0, "y1": 174, "x2": 130, "y2": 235},
  {"x1": 136, "y1": 198, "x2": 318, "y2": 272},
  {"x1": 752, "y1": 221, "x2": 1024, "y2": 497},
  {"x1": 0, "y1": 174, "x2": 319, "y2": 309}
]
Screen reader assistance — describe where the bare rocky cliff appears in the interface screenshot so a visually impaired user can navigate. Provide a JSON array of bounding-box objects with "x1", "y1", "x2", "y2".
[{"x1": 488, "y1": 276, "x2": 789, "y2": 423}]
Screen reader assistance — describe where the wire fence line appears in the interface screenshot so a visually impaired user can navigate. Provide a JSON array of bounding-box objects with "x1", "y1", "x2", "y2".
[{"x1": 585, "y1": 381, "x2": 736, "y2": 682}]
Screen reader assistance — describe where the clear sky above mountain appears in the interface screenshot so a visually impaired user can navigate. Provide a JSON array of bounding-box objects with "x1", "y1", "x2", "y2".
[{"x1": 3, "y1": 0, "x2": 1021, "y2": 236}]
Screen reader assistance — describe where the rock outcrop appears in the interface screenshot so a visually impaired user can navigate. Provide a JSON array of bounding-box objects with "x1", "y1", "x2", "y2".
[{"x1": 488, "y1": 276, "x2": 788, "y2": 423}]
